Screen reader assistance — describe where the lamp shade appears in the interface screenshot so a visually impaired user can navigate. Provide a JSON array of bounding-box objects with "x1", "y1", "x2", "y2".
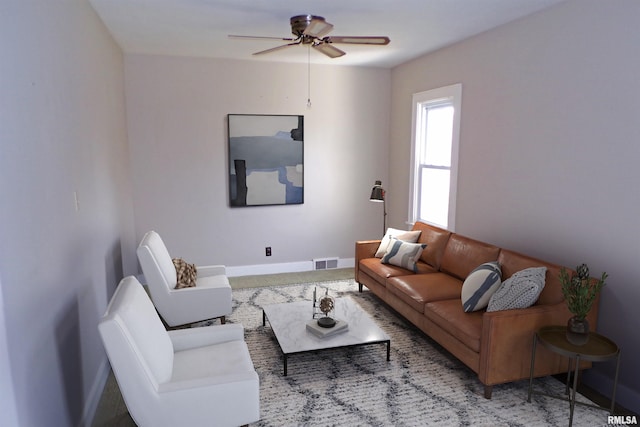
[
  {"x1": 369, "y1": 180, "x2": 387, "y2": 236},
  {"x1": 370, "y1": 180, "x2": 385, "y2": 202}
]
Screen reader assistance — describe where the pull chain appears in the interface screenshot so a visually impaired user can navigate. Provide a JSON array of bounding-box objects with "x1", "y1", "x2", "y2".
[{"x1": 307, "y1": 45, "x2": 312, "y2": 108}]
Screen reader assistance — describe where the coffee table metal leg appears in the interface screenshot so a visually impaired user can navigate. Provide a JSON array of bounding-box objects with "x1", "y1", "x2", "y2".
[
  {"x1": 386, "y1": 340, "x2": 390, "y2": 361},
  {"x1": 284, "y1": 355, "x2": 288, "y2": 376}
]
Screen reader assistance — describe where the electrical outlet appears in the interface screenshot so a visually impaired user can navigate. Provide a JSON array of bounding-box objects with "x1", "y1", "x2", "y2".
[{"x1": 265, "y1": 247, "x2": 272, "y2": 256}]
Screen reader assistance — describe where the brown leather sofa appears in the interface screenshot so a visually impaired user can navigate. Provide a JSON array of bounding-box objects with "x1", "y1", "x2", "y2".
[{"x1": 355, "y1": 221, "x2": 598, "y2": 398}]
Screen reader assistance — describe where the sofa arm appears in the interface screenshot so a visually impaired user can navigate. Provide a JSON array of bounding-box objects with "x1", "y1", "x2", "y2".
[
  {"x1": 478, "y1": 303, "x2": 585, "y2": 386},
  {"x1": 355, "y1": 240, "x2": 381, "y2": 282}
]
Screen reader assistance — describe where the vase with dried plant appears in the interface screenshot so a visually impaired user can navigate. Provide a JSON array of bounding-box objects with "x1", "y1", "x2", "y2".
[{"x1": 559, "y1": 263, "x2": 607, "y2": 345}]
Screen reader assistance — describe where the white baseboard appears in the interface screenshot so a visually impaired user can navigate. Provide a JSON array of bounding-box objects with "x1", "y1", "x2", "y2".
[
  {"x1": 226, "y1": 258, "x2": 355, "y2": 277},
  {"x1": 136, "y1": 258, "x2": 355, "y2": 282}
]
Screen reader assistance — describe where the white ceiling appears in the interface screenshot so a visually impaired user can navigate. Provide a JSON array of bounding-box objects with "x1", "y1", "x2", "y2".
[{"x1": 89, "y1": 0, "x2": 565, "y2": 68}]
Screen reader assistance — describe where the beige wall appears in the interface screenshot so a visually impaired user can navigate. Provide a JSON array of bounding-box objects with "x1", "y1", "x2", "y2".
[
  {"x1": 389, "y1": 0, "x2": 640, "y2": 411},
  {"x1": 0, "y1": 0, "x2": 135, "y2": 425},
  {"x1": 125, "y1": 55, "x2": 391, "y2": 272}
]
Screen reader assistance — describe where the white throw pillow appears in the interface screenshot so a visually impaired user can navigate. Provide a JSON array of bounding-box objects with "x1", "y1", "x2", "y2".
[
  {"x1": 375, "y1": 228, "x2": 422, "y2": 258},
  {"x1": 487, "y1": 267, "x2": 547, "y2": 312},
  {"x1": 381, "y1": 238, "x2": 426, "y2": 272},
  {"x1": 461, "y1": 262, "x2": 502, "y2": 312}
]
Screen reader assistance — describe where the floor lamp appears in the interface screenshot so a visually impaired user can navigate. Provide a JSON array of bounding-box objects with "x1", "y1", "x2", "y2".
[{"x1": 369, "y1": 180, "x2": 387, "y2": 237}]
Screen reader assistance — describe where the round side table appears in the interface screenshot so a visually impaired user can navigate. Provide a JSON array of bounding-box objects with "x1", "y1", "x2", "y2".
[{"x1": 527, "y1": 325, "x2": 620, "y2": 427}]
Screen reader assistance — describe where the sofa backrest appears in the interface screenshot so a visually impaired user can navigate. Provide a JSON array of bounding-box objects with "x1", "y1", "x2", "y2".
[
  {"x1": 497, "y1": 249, "x2": 565, "y2": 305},
  {"x1": 411, "y1": 222, "x2": 452, "y2": 270},
  {"x1": 440, "y1": 234, "x2": 501, "y2": 280}
]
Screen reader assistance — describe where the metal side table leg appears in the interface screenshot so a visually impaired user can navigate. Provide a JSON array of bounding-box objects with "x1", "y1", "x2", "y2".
[
  {"x1": 569, "y1": 354, "x2": 581, "y2": 427},
  {"x1": 527, "y1": 333, "x2": 538, "y2": 403},
  {"x1": 610, "y1": 350, "x2": 621, "y2": 414}
]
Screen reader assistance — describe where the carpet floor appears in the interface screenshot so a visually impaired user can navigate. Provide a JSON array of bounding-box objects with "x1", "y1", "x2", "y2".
[{"x1": 93, "y1": 276, "x2": 611, "y2": 426}]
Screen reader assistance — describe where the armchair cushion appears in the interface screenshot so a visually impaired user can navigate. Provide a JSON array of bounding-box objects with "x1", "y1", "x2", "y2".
[{"x1": 171, "y1": 340, "x2": 254, "y2": 383}]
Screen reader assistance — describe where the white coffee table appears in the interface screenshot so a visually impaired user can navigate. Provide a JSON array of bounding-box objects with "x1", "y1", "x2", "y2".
[{"x1": 262, "y1": 296, "x2": 390, "y2": 376}]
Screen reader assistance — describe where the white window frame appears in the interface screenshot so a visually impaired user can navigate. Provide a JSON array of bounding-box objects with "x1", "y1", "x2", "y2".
[{"x1": 408, "y1": 83, "x2": 462, "y2": 231}]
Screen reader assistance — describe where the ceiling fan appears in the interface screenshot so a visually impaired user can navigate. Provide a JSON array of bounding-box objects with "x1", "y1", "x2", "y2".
[{"x1": 229, "y1": 14, "x2": 390, "y2": 59}]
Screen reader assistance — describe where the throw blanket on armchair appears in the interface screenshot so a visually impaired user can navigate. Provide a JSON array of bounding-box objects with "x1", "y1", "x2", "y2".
[{"x1": 172, "y1": 258, "x2": 197, "y2": 289}]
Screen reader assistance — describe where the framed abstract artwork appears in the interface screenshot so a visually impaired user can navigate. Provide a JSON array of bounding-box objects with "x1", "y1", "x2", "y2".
[{"x1": 227, "y1": 114, "x2": 304, "y2": 207}]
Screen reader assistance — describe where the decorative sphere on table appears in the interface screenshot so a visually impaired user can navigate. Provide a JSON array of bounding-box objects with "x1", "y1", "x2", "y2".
[{"x1": 317, "y1": 295, "x2": 336, "y2": 328}]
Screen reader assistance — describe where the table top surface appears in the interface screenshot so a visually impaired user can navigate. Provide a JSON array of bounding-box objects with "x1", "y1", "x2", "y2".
[
  {"x1": 537, "y1": 325, "x2": 619, "y2": 361},
  {"x1": 262, "y1": 296, "x2": 390, "y2": 355}
]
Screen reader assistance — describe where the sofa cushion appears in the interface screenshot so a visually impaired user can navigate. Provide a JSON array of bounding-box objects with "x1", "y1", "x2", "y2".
[
  {"x1": 358, "y1": 258, "x2": 412, "y2": 283},
  {"x1": 387, "y1": 273, "x2": 463, "y2": 313},
  {"x1": 412, "y1": 222, "x2": 452, "y2": 269},
  {"x1": 381, "y1": 239, "x2": 426, "y2": 272},
  {"x1": 375, "y1": 228, "x2": 422, "y2": 257},
  {"x1": 440, "y1": 234, "x2": 500, "y2": 281},
  {"x1": 424, "y1": 299, "x2": 483, "y2": 353},
  {"x1": 461, "y1": 262, "x2": 502, "y2": 312},
  {"x1": 487, "y1": 267, "x2": 546, "y2": 312}
]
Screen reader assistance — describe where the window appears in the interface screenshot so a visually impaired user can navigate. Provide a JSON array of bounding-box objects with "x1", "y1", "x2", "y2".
[{"x1": 409, "y1": 84, "x2": 462, "y2": 230}]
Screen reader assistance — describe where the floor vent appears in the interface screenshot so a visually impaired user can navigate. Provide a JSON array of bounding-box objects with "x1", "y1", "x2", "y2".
[{"x1": 313, "y1": 257, "x2": 339, "y2": 270}]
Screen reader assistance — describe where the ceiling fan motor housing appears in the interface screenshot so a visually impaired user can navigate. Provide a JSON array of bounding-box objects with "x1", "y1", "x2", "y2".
[{"x1": 290, "y1": 15, "x2": 325, "y2": 42}]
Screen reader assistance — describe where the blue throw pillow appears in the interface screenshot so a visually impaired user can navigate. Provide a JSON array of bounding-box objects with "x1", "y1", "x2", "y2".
[
  {"x1": 461, "y1": 262, "x2": 502, "y2": 312},
  {"x1": 381, "y1": 238, "x2": 426, "y2": 272}
]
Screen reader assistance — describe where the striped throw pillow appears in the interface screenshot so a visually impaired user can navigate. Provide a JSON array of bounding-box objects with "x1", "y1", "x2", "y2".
[
  {"x1": 461, "y1": 262, "x2": 502, "y2": 312},
  {"x1": 381, "y1": 238, "x2": 426, "y2": 272}
]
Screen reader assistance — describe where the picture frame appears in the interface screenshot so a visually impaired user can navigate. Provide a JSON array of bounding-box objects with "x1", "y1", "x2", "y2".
[{"x1": 227, "y1": 114, "x2": 304, "y2": 207}]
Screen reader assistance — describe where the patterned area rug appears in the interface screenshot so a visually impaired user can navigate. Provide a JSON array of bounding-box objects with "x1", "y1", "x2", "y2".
[{"x1": 218, "y1": 279, "x2": 609, "y2": 427}]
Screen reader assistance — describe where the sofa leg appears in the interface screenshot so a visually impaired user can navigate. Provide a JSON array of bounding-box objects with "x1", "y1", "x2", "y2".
[
  {"x1": 484, "y1": 385, "x2": 493, "y2": 399},
  {"x1": 358, "y1": 283, "x2": 363, "y2": 293},
  {"x1": 220, "y1": 316, "x2": 226, "y2": 324}
]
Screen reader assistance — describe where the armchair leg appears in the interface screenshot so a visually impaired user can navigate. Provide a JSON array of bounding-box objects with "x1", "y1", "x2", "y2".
[{"x1": 220, "y1": 316, "x2": 226, "y2": 324}]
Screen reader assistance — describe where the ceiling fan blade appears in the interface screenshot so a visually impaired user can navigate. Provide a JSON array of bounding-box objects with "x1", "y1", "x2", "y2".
[
  {"x1": 229, "y1": 35, "x2": 295, "y2": 42},
  {"x1": 304, "y1": 18, "x2": 333, "y2": 38},
  {"x1": 253, "y1": 42, "x2": 300, "y2": 56},
  {"x1": 313, "y1": 42, "x2": 345, "y2": 59},
  {"x1": 327, "y1": 36, "x2": 390, "y2": 45}
]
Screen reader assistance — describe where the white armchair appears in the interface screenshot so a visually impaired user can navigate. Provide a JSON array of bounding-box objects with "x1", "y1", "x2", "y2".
[
  {"x1": 99, "y1": 276, "x2": 260, "y2": 427},
  {"x1": 137, "y1": 230, "x2": 232, "y2": 327}
]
